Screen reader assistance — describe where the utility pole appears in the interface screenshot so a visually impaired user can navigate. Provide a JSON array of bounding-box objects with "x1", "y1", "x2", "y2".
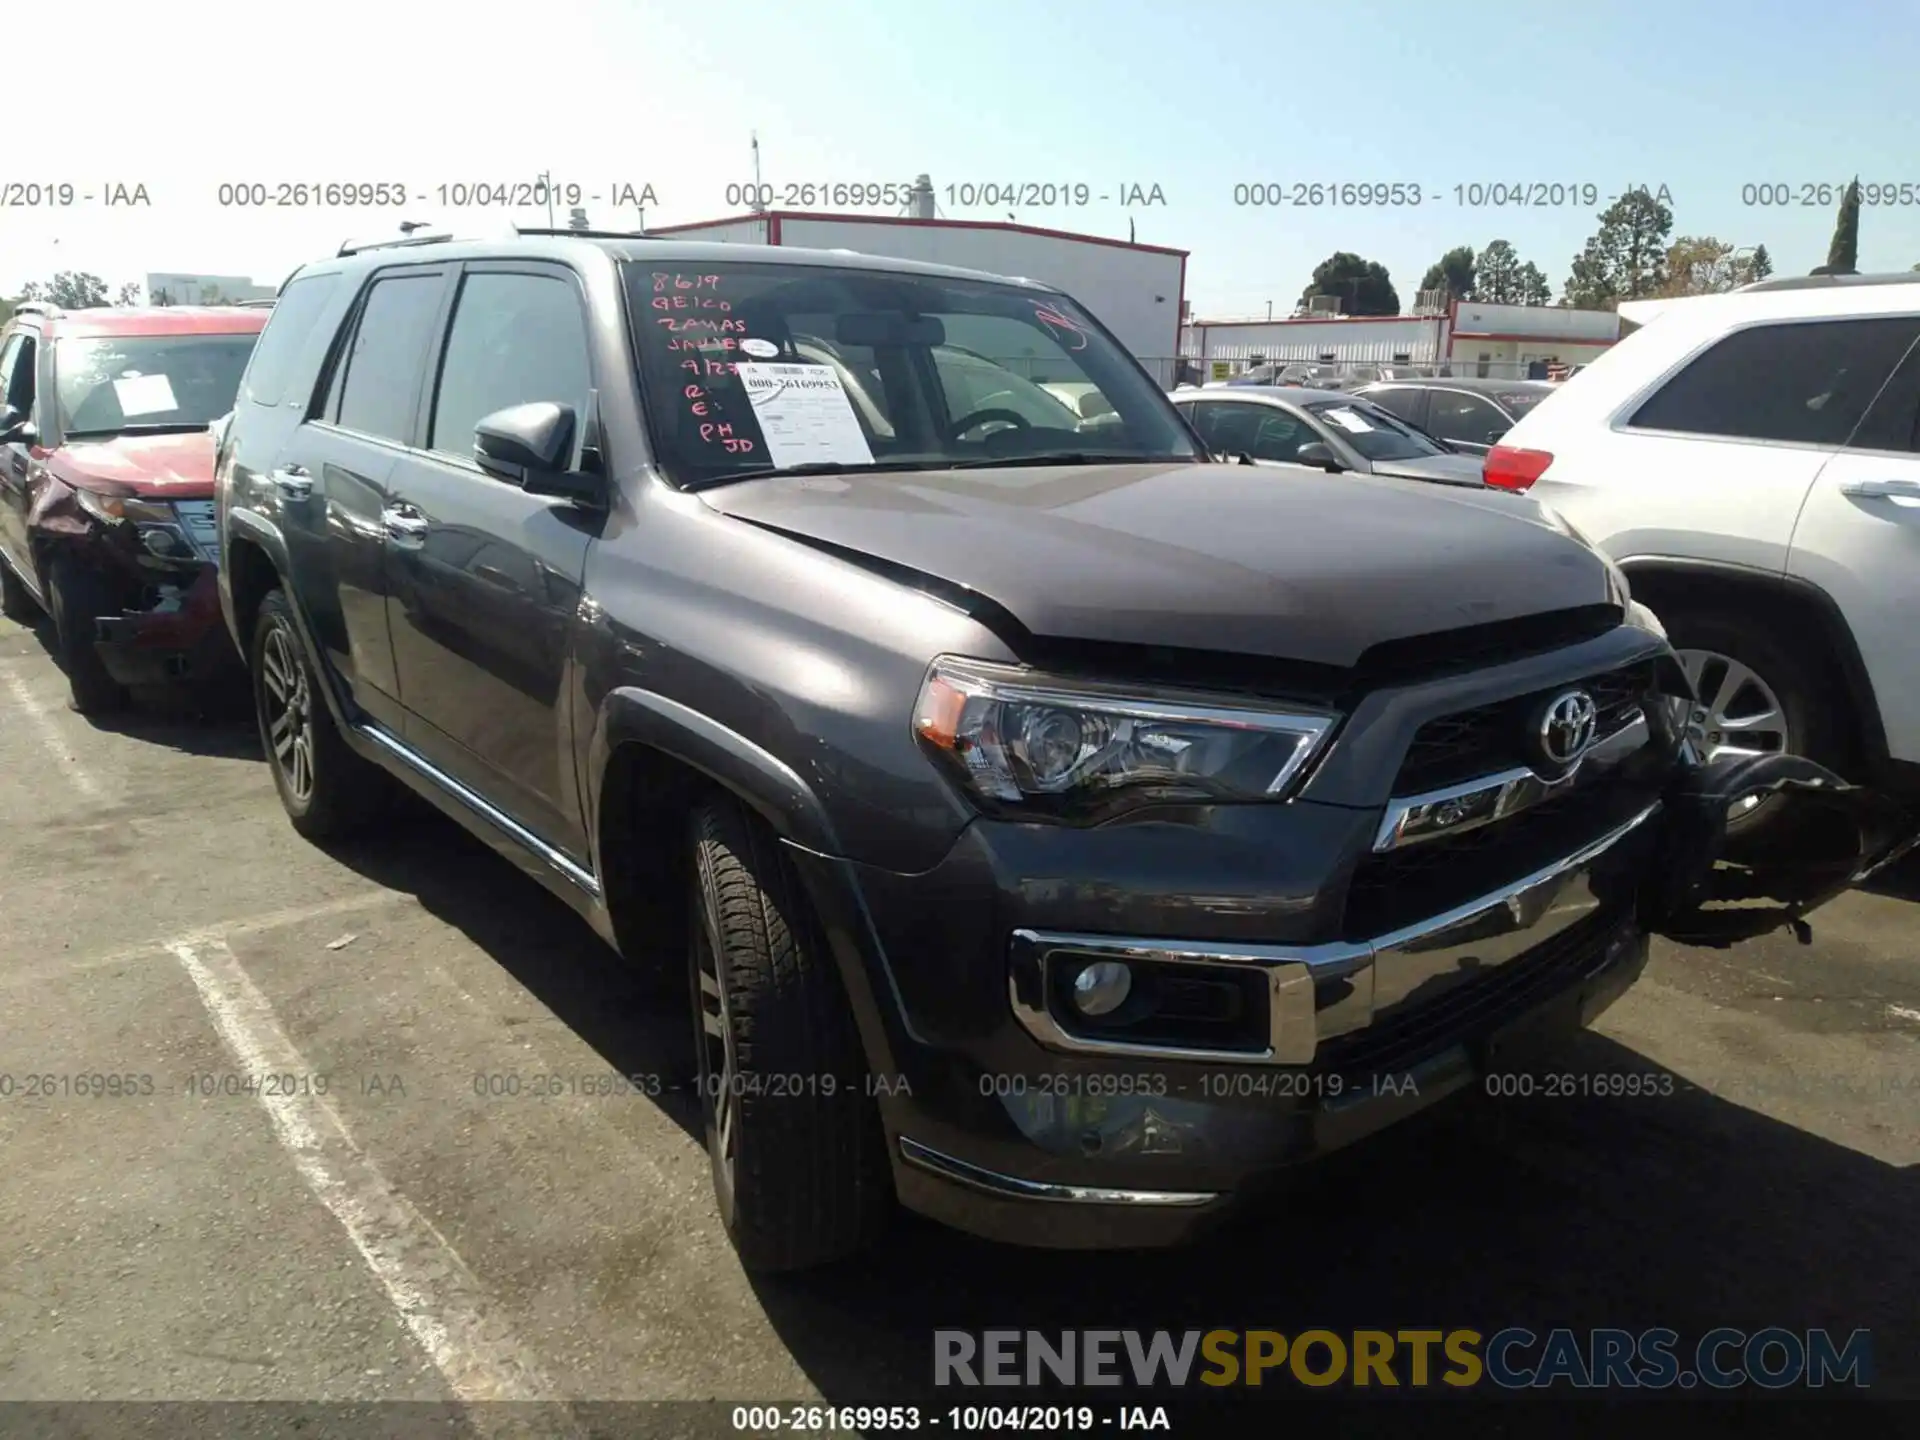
[
  {"x1": 750, "y1": 133, "x2": 765, "y2": 213},
  {"x1": 537, "y1": 170, "x2": 555, "y2": 229}
]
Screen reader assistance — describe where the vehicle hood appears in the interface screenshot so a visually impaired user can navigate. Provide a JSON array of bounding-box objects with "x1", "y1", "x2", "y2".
[
  {"x1": 698, "y1": 461, "x2": 1618, "y2": 668},
  {"x1": 1365, "y1": 452, "x2": 1489, "y2": 487},
  {"x1": 50, "y1": 431, "x2": 216, "y2": 499}
]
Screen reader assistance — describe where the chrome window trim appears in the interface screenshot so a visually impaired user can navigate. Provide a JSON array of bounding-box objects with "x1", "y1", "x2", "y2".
[
  {"x1": 898, "y1": 1138, "x2": 1219, "y2": 1207},
  {"x1": 1372, "y1": 710, "x2": 1649, "y2": 853},
  {"x1": 1010, "y1": 801, "x2": 1660, "y2": 1067}
]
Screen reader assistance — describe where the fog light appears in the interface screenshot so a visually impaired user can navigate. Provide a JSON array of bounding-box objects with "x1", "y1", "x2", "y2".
[
  {"x1": 1071, "y1": 960, "x2": 1132, "y2": 1017},
  {"x1": 142, "y1": 528, "x2": 186, "y2": 557}
]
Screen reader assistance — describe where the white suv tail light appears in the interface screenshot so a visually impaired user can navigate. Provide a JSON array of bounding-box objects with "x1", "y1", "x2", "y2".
[{"x1": 1485, "y1": 444, "x2": 1554, "y2": 491}]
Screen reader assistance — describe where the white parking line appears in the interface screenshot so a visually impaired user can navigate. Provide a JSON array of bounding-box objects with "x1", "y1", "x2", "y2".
[
  {"x1": 169, "y1": 937, "x2": 584, "y2": 1436},
  {"x1": 0, "y1": 662, "x2": 102, "y2": 799},
  {"x1": 0, "y1": 890, "x2": 419, "y2": 992}
]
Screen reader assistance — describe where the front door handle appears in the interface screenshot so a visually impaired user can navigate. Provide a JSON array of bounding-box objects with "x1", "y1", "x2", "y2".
[
  {"x1": 381, "y1": 506, "x2": 430, "y2": 544},
  {"x1": 269, "y1": 465, "x2": 312, "y2": 501},
  {"x1": 1838, "y1": 477, "x2": 1920, "y2": 500}
]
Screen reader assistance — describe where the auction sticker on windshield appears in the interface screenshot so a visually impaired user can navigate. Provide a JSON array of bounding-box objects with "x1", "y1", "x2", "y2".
[
  {"x1": 736, "y1": 362, "x2": 876, "y2": 469},
  {"x1": 1323, "y1": 407, "x2": 1375, "y2": 434},
  {"x1": 112, "y1": 373, "x2": 179, "y2": 417}
]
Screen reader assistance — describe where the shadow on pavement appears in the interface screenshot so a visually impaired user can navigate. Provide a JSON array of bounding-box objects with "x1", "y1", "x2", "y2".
[
  {"x1": 743, "y1": 1031, "x2": 1916, "y2": 1432},
  {"x1": 320, "y1": 804, "x2": 702, "y2": 1144}
]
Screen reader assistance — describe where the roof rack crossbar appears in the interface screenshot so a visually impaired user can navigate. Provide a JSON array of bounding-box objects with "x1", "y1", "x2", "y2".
[
  {"x1": 510, "y1": 226, "x2": 654, "y2": 240},
  {"x1": 335, "y1": 231, "x2": 463, "y2": 257}
]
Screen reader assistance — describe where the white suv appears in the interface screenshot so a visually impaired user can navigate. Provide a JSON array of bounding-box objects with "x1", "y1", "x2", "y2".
[{"x1": 1486, "y1": 274, "x2": 1920, "y2": 830}]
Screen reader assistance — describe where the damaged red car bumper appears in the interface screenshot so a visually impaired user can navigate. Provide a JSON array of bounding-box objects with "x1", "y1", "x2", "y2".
[{"x1": 90, "y1": 561, "x2": 239, "y2": 688}]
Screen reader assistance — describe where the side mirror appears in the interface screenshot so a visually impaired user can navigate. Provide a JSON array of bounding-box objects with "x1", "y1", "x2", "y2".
[
  {"x1": 474, "y1": 402, "x2": 605, "y2": 506},
  {"x1": 1486, "y1": 427, "x2": 1509, "y2": 445},
  {"x1": 1295, "y1": 441, "x2": 1343, "y2": 472}
]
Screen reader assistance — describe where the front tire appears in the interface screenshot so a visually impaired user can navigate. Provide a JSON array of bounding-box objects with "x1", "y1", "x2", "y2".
[
  {"x1": 251, "y1": 587, "x2": 391, "y2": 840},
  {"x1": 46, "y1": 557, "x2": 128, "y2": 715},
  {"x1": 688, "y1": 795, "x2": 892, "y2": 1272},
  {"x1": 1666, "y1": 609, "x2": 1841, "y2": 844}
]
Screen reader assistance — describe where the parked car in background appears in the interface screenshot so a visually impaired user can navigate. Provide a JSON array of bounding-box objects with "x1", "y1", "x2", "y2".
[
  {"x1": 1173, "y1": 386, "x2": 1487, "y2": 486},
  {"x1": 0, "y1": 303, "x2": 270, "y2": 711},
  {"x1": 1335, "y1": 362, "x2": 1427, "y2": 387},
  {"x1": 1482, "y1": 272, "x2": 1920, "y2": 839},
  {"x1": 1355, "y1": 377, "x2": 1559, "y2": 456},
  {"x1": 1219, "y1": 361, "x2": 1340, "y2": 388}
]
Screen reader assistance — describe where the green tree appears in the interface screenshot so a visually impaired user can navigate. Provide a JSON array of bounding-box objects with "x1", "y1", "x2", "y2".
[
  {"x1": 1812, "y1": 178, "x2": 1860, "y2": 275},
  {"x1": 1299, "y1": 251, "x2": 1399, "y2": 316},
  {"x1": 1473, "y1": 240, "x2": 1552, "y2": 305},
  {"x1": 114, "y1": 282, "x2": 143, "y2": 306},
  {"x1": 1562, "y1": 188, "x2": 1674, "y2": 308},
  {"x1": 1661, "y1": 236, "x2": 1750, "y2": 296},
  {"x1": 18, "y1": 271, "x2": 111, "y2": 308},
  {"x1": 1745, "y1": 243, "x2": 1774, "y2": 283},
  {"x1": 1418, "y1": 245, "x2": 1476, "y2": 302}
]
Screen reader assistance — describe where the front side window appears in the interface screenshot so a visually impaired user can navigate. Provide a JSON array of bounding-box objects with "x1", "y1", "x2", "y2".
[
  {"x1": 57, "y1": 332, "x2": 260, "y2": 436},
  {"x1": 623, "y1": 261, "x2": 1199, "y2": 486},
  {"x1": 1628, "y1": 317, "x2": 1920, "y2": 446},
  {"x1": 0, "y1": 333, "x2": 34, "y2": 418},
  {"x1": 1303, "y1": 400, "x2": 1448, "y2": 462},
  {"x1": 429, "y1": 272, "x2": 592, "y2": 460},
  {"x1": 242, "y1": 273, "x2": 340, "y2": 408},
  {"x1": 333, "y1": 271, "x2": 446, "y2": 443}
]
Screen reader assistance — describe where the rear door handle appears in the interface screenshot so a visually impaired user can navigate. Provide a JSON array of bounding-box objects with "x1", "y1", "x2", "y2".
[
  {"x1": 1839, "y1": 477, "x2": 1920, "y2": 500},
  {"x1": 381, "y1": 506, "x2": 430, "y2": 544},
  {"x1": 269, "y1": 465, "x2": 312, "y2": 500}
]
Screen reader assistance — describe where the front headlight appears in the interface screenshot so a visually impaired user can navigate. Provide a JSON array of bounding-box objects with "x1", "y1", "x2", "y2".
[
  {"x1": 912, "y1": 656, "x2": 1338, "y2": 821},
  {"x1": 72, "y1": 488, "x2": 174, "y2": 526}
]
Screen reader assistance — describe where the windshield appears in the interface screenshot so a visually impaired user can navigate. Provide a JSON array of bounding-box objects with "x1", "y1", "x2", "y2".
[
  {"x1": 1305, "y1": 399, "x2": 1451, "y2": 462},
  {"x1": 623, "y1": 261, "x2": 1200, "y2": 486},
  {"x1": 55, "y1": 333, "x2": 260, "y2": 435}
]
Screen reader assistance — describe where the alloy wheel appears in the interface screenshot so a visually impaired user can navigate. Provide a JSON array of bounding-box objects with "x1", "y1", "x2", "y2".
[
  {"x1": 1675, "y1": 647, "x2": 1792, "y2": 817},
  {"x1": 260, "y1": 622, "x2": 316, "y2": 804},
  {"x1": 693, "y1": 910, "x2": 740, "y2": 1213}
]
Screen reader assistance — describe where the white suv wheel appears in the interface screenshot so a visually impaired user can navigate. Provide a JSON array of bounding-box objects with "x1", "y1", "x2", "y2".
[{"x1": 1675, "y1": 646, "x2": 1793, "y2": 817}]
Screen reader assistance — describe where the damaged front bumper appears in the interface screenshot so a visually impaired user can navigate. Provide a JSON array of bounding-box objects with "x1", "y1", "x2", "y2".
[
  {"x1": 1642, "y1": 750, "x2": 1918, "y2": 947},
  {"x1": 92, "y1": 562, "x2": 239, "y2": 688}
]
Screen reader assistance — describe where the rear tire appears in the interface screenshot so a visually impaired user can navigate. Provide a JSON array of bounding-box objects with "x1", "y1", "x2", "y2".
[
  {"x1": 1664, "y1": 608, "x2": 1843, "y2": 848},
  {"x1": 0, "y1": 558, "x2": 38, "y2": 622},
  {"x1": 688, "y1": 795, "x2": 892, "y2": 1272},
  {"x1": 46, "y1": 557, "x2": 129, "y2": 715},
  {"x1": 251, "y1": 586, "x2": 392, "y2": 841}
]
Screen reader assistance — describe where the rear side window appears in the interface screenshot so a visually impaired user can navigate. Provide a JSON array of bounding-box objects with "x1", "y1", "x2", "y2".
[
  {"x1": 429, "y1": 272, "x2": 592, "y2": 459},
  {"x1": 1847, "y1": 338, "x2": 1920, "y2": 453},
  {"x1": 1627, "y1": 317, "x2": 1920, "y2": 446},
  {"x1": 240, "y1": 274, "x2": 340, "y2": 407},
  {"x1": 334, "y1": 271, "x2": 446, "y2": 443}
]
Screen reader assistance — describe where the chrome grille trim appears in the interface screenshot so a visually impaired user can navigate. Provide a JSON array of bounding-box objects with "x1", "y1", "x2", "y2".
[{"x1": 1372, "y1": 711, "x2": 1649, "y2": 854}]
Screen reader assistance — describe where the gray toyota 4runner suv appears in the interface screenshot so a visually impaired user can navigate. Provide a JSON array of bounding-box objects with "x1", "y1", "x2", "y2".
[{"x1": 215, "y1": 232, "x2": 1911, "y2": 1273}]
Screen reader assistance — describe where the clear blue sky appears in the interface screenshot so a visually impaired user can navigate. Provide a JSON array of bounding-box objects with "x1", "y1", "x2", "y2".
[{"x1": 11, "y1": 0, "x2": 1917, "y2": 317}]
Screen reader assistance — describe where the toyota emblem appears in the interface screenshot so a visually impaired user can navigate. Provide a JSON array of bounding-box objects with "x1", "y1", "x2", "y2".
[{"x1": 1536, "y1": 689, "x2": 1599, "y2": 770}]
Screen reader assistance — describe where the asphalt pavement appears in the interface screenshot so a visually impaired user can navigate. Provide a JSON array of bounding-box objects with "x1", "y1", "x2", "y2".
[{"x1": 1, "y1": 608, "x2": 1914, "y2": 1437}]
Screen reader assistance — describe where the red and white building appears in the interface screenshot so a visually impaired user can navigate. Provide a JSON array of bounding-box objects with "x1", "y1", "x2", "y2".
[
  {"x1": 644, "y1": 210, "x2": 1189, "y2": 385},
  {"x1": 1181, "y1": 298, "x2": 1622, "y2": 381}
]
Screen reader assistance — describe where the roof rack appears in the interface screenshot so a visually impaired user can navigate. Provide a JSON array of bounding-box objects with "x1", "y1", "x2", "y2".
[
  {"x1": 336, "y1": 230, "x2": 462, "y2": 257},
  {"x1": 1737, "y1": 271, "x2": 1920, "y2": 293},
  {"x1": 11, "y1": 301, "x2": 62, "y2": 318},
  {"x1": 511, "y1": 226, "x2": 652, "y2": 240},
  {"x1": 236, "y1": 298, "x2": 278, "y2": 307}
]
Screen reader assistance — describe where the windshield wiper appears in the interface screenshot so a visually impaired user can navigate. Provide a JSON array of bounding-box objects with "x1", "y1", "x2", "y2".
[
  {"x1": 942, "y1": 451, "x2": 1185, "y2": 471},
  {"x1": 682, "y1": 459, "x2": 958, "y2": 492},
  {"x1": 64, "y1": 423, "x2": 215, "y2": 440}
]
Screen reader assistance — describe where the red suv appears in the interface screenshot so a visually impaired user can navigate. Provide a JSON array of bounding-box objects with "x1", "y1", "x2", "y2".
[{"x1": 0, "y1": 302, "x2": 270, "y2": 711}]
